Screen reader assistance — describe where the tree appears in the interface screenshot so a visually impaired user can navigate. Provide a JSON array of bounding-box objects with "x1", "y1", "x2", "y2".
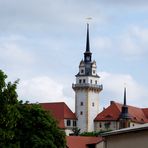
[
  {"x1": 0, "y1": 70, "x2": 66, "y2": 148},
  {"x1": 0, "y1": 70, "x2": 20, "y2": 147},
  {"x1": 16, "y1": 102, "x2": 66, "y2": 148}
]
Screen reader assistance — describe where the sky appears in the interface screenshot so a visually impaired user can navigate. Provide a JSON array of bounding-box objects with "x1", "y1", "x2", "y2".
[{"x1": 0, "y1": 0, "x2": 148, "y2": 111}]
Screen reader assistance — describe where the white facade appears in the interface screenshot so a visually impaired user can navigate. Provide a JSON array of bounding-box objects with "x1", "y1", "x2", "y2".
[
  {"x1": 73, "y1": 61, "x2": 102, "y2": 132},
  {"x1": 72, "y1": 24, "x2": 103, "y2": 132}
]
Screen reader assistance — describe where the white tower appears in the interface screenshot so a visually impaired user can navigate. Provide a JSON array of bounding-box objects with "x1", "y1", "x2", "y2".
[{"x1": 72, "y1": 24, "x2": 103, "y2": 132}]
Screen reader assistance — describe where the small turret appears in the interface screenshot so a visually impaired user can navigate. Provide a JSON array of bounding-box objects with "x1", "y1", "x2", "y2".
[{"x1": 119, "y1": 87, "x2": 131, "y2": 129}]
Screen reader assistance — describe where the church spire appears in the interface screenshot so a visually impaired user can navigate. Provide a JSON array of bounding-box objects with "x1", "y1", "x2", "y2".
[
  {"x1": 86, "y1": 23, "x2": 90, "y2": 52},
  {"x1": 84, "y1": 23, "x2": 92, "y2": 63}
]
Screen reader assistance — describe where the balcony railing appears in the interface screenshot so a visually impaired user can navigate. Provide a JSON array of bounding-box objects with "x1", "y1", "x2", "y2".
[{"x1": 72, "y1": 83, "x2": 103, "y2": 90}]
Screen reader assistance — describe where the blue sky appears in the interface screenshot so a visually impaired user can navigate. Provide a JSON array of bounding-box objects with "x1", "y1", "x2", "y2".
[{"x1": 0, "y1": 0, "x2": 148, "y2": 111}]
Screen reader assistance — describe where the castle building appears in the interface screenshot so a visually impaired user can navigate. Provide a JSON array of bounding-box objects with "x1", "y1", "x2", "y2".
[
  {"x1": 39, "y1": 24, "x2": 148, "y2": 135},
  {"x1": 72, "y1": 24, "x2": 103, "y2": 132}
]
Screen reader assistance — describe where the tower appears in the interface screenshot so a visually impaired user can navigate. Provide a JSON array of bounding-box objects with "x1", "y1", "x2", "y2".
[
  {"x1": 119, "y1": 87, "x2": 131, "y2": 129},
  {"x1": 72, "y1": 24, "x2": 103, "y2": 132}
]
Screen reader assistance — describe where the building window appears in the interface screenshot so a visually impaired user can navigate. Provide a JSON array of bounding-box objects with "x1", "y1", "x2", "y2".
[
  {"x1": 80, "y1": 111, "x2": 83, "y2": 115},
  {"x1": 67, "y1": 120, "x2": 71, "y2": 126},
  {"x1": 133, "y1": 124, "x2": 135, "y2": 127},
  {"x1": 104, "y1": 122, "x2": 111, "y2": 130},
  {"x1": 93, "y1": 70, "x2": 95, "y2": 74},
  {"x1": 92, "y1": 102, "x2": 94, "y2": 107},
  {"x1": 83, "y1": 79, "x2": 85, "y2": 83},
  {"x1": 99, "y1": 123, "x2": 102, "y2": 128},
  {"x1": 73, "y1": 121, "x2": 77, "y2": 127},
  {"x1": 95, "y1": 80, "x2": 97, "y2": 84},
  {"x1": 81, "y1": 69, "x2": 84, "y2": 74},
  {"x1": 90, "y1": 79, "x2": 92, "y2": 84},
  {"x1": 80, "y1": 102, "x2": 83, "y2": 106},
  {"x1": 79, "y1": 79, "x2": 82, "y2": 83}
]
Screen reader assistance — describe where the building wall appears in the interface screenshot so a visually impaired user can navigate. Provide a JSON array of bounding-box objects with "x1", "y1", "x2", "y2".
[
  {"x1": 104, "y1": 130, "x2": 148, "y2": 148},
  {"x1": 75, "y1": 87, "x2": 100, "y2": 132},
  {"x1": 94, "y1": 121, "x2": 119, "y2": 131},
  {"x1": 96, "y1": 141, "x2": 104, "y2": 148}
]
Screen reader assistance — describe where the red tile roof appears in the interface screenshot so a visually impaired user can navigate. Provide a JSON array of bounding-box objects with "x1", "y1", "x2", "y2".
[
  {"x1": 40, "y1": 102, "x2": 77, "y2": 128},
  {"x1": 66, "y1": 136, "x2": 103, "y2": 148},
  {"x1": 94, "y1": 101, "x2": 148, "y2": 123}
]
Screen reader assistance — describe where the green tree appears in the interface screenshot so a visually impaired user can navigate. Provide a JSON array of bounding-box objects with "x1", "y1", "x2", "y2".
[
  {"x1": 0, "y1": 70, "x2": 20, "y2": 147},
  {"x1": 0, "y1": 70, "x2": 66, "y2": 148},
  {"x1": 16, "y1": 102, "x2": 66, "y2": 148}
]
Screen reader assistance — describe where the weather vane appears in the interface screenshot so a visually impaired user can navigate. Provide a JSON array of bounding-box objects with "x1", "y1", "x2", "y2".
[{"x1": 85, "y1": 17, "x2": 92, "y2": 23}]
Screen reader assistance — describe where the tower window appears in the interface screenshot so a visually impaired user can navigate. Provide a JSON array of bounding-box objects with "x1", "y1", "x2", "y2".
[
  {"x1": 80, "y1": 111, "x2": 83, "y2": 115},
  {"x1": 92, "y1": 102, "x2": 95, "y2": 107},
  {"x1": 67, "y1": 120, "x2": 71, "y2": 126},
  {"x1": 79, "y1": 79, "x2": 82, "y2": 83},
  {"x1": 80, "y1": 102, "x2": 83, "y2": 106},
  {"x1": 81, "y1": 69, "x2": 84, "y2": 74},
  {"x1": 83, "y1": 79, "x2": 85, "y2": 83},
  {"x1": 90, "y1": 79, "x2": 92, "y2": 84},
  {"x1": 95, "y1": 80, "x2": 97, "y2": 84},
  {"x1": 93, "y1": 70, "x2": 95, "y2": 74}
]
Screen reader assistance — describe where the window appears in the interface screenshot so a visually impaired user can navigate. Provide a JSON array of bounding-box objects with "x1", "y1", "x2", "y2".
[
  {"x1": 67, "y1": 120, "x2": 71, "y2": 126},
  {"x1": 83, "y1": 79, "x2": 85, "y2": 83},
  {"x1": 79, "y1": 79, "x2": 82, "y2": 83},
  {"x1": 80, "y1": 111, "x2": 83, "y2": 115},
  {"x1": 80, "y1": 102, "x2": 83, "y2": 106},
  {"x1": 90, "y1": 79, "x2": 92, "y2": 84},
  {"x1": 99, "y1": 123, "x2": 102, "y2": 128},
  {"x1": 93, "y1": 70, "x2": 95, "y2": 74},
  {"x1": 92, "y1": 102, "x2": 94, "y2": 107},
  {"x1": 73, "y1": 121, "x2": 77, "y2": 127},
  {"x1": 81, "y1": 69, "x2": 84, "y2": 74},
  {"x1": 95, "y1": 80, "x2": 97, "y2": 84}
]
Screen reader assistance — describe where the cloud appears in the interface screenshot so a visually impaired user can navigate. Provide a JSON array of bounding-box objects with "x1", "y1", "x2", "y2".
[
  {"x1": 99, "y1": 0, "x2": 148, "y2": 6},
  {"x1": 119, "y1": 26, "x2": 148, "y2": 58},
  {"x1": 100, "y1": 72, "x2": 148, "y2": 108},
  {"x1": 17, "y1": 76, "x2": 75, "y2": 111},
  {"x1": 92, "y1": 36, "x2": 112, "y2": 54},
  {"x1": 0, "y1": 35, "x2": 34, "y2": 66}
]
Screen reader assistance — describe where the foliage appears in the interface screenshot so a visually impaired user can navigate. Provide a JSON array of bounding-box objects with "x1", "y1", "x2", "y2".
[
  {"x1": 80, "y1": 129, "x2": 112, "y2": 137},
  {"x1": 71, "y1": 127, "x2": 81, "y2": 136},
  {"x1": 0, "y1": 70, "x2": 66, "y2": 148}
]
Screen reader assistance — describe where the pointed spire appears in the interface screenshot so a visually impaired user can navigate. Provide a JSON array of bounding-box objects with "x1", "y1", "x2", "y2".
[
  {"x1": 86, "y1": 23, "x2": 90, "y2": 52},
  {"x1": 84, "y1": 23, "x2": 92, "y2": 63},
  {"x1": 124, "y1": 87, "x2": 126, "y2": 106}
]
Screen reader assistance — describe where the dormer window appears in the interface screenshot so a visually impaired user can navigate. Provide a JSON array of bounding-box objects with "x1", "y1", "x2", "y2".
[
  {"x1": 81, "y1": 69, "x2": 84, "y2": 74},
  {"x1": 93, "y1": 70, "x2": 95, "y2": 74}
]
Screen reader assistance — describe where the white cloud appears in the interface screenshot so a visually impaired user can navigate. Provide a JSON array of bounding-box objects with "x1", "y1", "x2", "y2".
[
  {"x1": 92, "y1": 36, "x2": 112, "y2": 53},
  {"x1": 17, "y1": 76, "x2": 75, "y2": 111},
  {"x1": 100, "y1": 72, "x2": 148, "y2": 108},
  {"x1": 119, "y1": 26, "x2": 148, "y2": 58},
  {"x1": 0, "y1": 35, "x2": 34, "y2": 65}
]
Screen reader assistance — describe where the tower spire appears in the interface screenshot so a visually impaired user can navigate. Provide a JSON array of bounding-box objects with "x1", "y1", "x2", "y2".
[
  {"x1": 84, "y1": 23, "x2": 92, "y2": 63},
  {"x1": 86, "y1": 23, "x2": 90, "y2": 52},
  {"x1": 124, "y1": 87, "x2": 126, "y2": 106},
  {"x1": 119, "y1": 87, "x2": 131, "y2": 129}
]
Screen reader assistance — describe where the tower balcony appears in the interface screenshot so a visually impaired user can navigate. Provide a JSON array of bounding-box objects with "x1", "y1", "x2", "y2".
[{"x1": 72, "y1": 83, "x2": 103, "y2": 92}]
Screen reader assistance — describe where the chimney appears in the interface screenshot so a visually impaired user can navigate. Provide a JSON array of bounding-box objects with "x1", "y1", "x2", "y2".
[{"x1": 110, "y1": 101, "x2": 114, "y2": 105}]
